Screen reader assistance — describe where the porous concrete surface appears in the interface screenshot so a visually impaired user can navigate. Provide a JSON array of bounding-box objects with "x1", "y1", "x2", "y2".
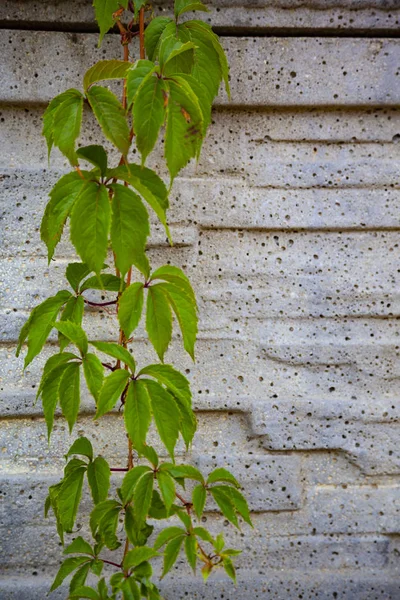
[{"x1": 1, "y1": 1, "x2": 400, "y2": 599}]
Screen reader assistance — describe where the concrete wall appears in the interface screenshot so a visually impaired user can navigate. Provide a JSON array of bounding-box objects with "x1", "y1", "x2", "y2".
[{"x1": 1, "y1": 1, "x2": 400, "y2": 598}]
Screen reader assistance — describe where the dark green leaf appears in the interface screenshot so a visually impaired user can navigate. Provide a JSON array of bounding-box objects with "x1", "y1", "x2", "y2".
[
  {"x1": 159, "y1": 37, "x2": 195, "y2": 74},
  {"x1": 55, "y1": 321, "x2": 88, "y2": 356},
  {"x1": 59, "y1": 361, "x2": 81, "y2": 432},
  {"x1": 77, "y1": 145, "x2": 108, "y2": 175},
  {"x1": 121, "y1": 578, "x2": 141, "y2": 600},
  {"x1": 126, "y1": 59, "x2": 155, "y2": 106},
  {"x1": 58, "y1": 296, "x2": 84, "y2": 352},
  {"x1": 207, "y1": 467, "x2": 240, "y2": 488},
  {"x1": 192, "y1": 484, "x2": 206, "y2": 518},
  {"x1": 174, "y1": 0, "x2": 209, "y2": 18},
  {"x1": 52, "y1": 90, "x2": 84, "y2": 165},
  {"x1": 66, "y1": 437, "x2": 94, "y2": 461},
  {"x1": 93, "y1": 0, "x2": 128, "y2": 45},
  {"x1": 144, "y1": 380, "x2": 180, "y2": 459},
  {"x1": 157, "y1": 470, "x2": 176, "y2": 511},
  {"x1": 84, "y1": 60, "x2": 131, "y2": 92},
  {"x1": 58, "y1": 465, "x2": 87, "y2": 532},
  {"x1": 96, "y1": 369, "x2": 130, "y2": 418},
  {"x1": 124, "y1": 505, "x2": 154, "y2": 546},
  {"x1": 50, "y1": 556, "x2": 90, "y2": 591},
  {"x1": 124, "y1": 380, "x2": 151, "y2": 452},
  {"x1": 80, "y1": 273, "x2": 121, "y2": 292},
  {"x1": 120, "y1": 465, "x2": 152, "y2": 503},
  {"x1": 87, "y1": 86, "x2": 130, "y2": 155},
  {"x1": 66, "y1": 263, "x2": 93, "y2": 292},
  {"x1": 17, "y1": 289, "x2": 71, "y2": 367},
  {"x1": 64, "y1": 536, "x2": 93, "y2": 556},
  {"x1": 90, "y1": 559, "x2": 104, "y2": 576},
  {"x1": 159, "y1": 282, "x2": 197, "y2": 360},
  {"x1": 134, "y1": 73, "x2": 166, "y2": 164},
  {"x1": 184, "y1": 534, "x2": 197, "y2": 572},
  {"x1": 69, "y1": 585, "x2": 100, "y2": 599},
  {"x1": 165, "y1": 464, "x2": 204, "y2": 483},
  {"x1": 161, "y1": 536, "x2": 184, "y2": 578},
  {"x1": 154, "y1": 526, "x2": 185, "y2": 550},
  {"x1": 144, "y1": 17, "x2": 174, "y2": 61},
  {"x1": 90, "y1": 500, "x2": 122, "y2": 550},
  {"x1": 70, "y1": 562, "x2": 91, "y2": 593},
  {"x1": 133, "y1": 470, "x2": 154, "y2": 526},
  {"x1": 87, "y1": 456, "x2": 111, "y2": 504},
  {"x1": 70, "y1": 182, "x2": 111, "y2": 275},
  {"x1": 146, "y1": 285, "x2": 172, "y2": 362},
  {"x1": 40, "y1": 363, "x2": 71, "y2": 439},
  {"x1": 91, "y1": 341, "x2": 135, "y2": 372},
  {"x1": 83, "y1": 353, "x2": 104, "y2": 401},
  {"x1": 110, "y1": 183, "x2": 150, "y2": 278},
  {"x1": 117, "y1": 282, "x2": 144, "y2": 340},
  {"x1": 123, "y1": 547, "x2": 159, "y2": 570}
]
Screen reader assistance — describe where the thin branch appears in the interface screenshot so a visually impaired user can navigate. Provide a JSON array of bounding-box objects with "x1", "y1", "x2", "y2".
[{"x1": 84, "y1": 299, "x2": 118, "y2": 307}]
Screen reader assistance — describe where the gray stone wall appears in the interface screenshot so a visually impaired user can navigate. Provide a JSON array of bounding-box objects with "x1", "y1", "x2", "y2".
[{"x1": 1, "y1": 1, "x2": 400, "y2": 598}]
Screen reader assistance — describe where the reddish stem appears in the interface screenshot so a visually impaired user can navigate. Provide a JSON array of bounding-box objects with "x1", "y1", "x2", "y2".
[{"x1": 84, "y1": 299, "x2": 117, "y2": 307}]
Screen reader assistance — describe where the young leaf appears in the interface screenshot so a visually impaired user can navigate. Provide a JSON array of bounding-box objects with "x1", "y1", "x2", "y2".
[
  {"x1": 70, "y1": 182, "x2": 111, "y2": 275},
  {"x1": 159, "y1": 282, "x2": 198, "y2": 360},
  {"x1": 52, "y1": 90, "x2": 84, "y2": 165},
  {"x1": 144, "y1": 380, "x2": 180, "y2": 459},
  {"x1": 59, "y1": 361, "x2": 81, "y2": 432},
  {"x1": 83, "y1": 60, "x2": 131, "y2": 92},
  {"x1": 41, "y1": 173, "x2": 90, "y2": 263},
  {"x1": 107, "y1": 164, "x2": 170, "y2": 240},
  {"x1": 118, "y1": 282, "x2": 144, "y2": 339},
  {"x1": 58, "y1": 465, "x2": 87, "y2": 532},
  {"x1": 120, "y1": 465, "x2": 152, "y2": 503},
  {"x1": 58, "y1": 296, "x2": 84, "y2": 352},
  {"x1": 87, "y1": 86, "x2": 131, "y2": 155},
  {"x1": 207, "y1": 467, "x2": 240, "y2": 488},
  {"x1": 54, "y1": 321, "x2": 88, "y2": 356},
  {"x1": 96, "y1": 369, "x2": 130, "y2": 418},
  {"x1": 126, "y1": 60, "x2": 155, "y2": 106},
  {"x1": 133, "y1": 470, "x2": 154, "y2": 526},
  {"x1": 80, "y1": 273, "x2": 121, "y2": 292},
  {"x1": 64, "y1": 536, "x2": 93, "y2": 556},
  {"x1": 146, "y1": 285, "x2": 172, "y2": 362},
  {"x1": 87, "y1": 456, "x2": 111, "y2": 504},
  {"x1": 17, "y1": 290, "x2": 71, "y2": 368},
  {"x1": 124, "y1": 380, "x2": 151, "y2": 452},
  {"x1": 93, "y1": 0, "x2": 128, "y2": 45},
  {"x1": 192, "y1": 484, "x2": 206, "y2": 519},
  {"x1": 164, "y1": 76, "x2": 203, "y2": 181},
  {"x1": 144, "y1": 17, "x2": 174, "y2": 61},
  {"x1": 77, "y1": 145, "x2": 108, "y2": 176},
  {"x1": 134, "y1": 73, "x2": 166, "y2": 164},
  {"x1": 154, "y1": 527, "x2": 185, "y2": 550},
  {"x1": 66, "y1": 263, "x2": 93, "y2": 293},
  {"x1": 161, "y1": 536, "x2": 185, "y2": 578},
  {"x1": 66, "y1": 437, "x2": 94, "y2": 461},
  {"x1": 50, "y1": 556, "x2": 90, "y2": 591},
  {"x1": 91, "y1": 341, "x2": 135, "y2": 372},
  {"x1": 184, "y1": 534, "x2": 197, "y2": 572},
  {"x1": 110, "y1": 183, "x2": 150, "y2": 278},
  {"x1": 123, "y1": 547, "x2": 159, "y2": 571},
  {"x1": 157, "y1": 470, "x2": 176, "y2": 511},
  {"x1": 174, "y1": 0, "x2": 209, "y2": 19},
  {"x1": 83, "y1": 353, "x2": 105, "y2": 401},
  {"x1": 223, "y1": 557, "x2": 236, "y2": 584}
]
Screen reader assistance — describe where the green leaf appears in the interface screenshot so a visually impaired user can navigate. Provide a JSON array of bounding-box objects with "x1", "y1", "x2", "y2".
[
  {"x1": 161, "y1": 535, "x2": 184, "y2": 578},
  {"x1": 90, "y1": 559, "x2": 104, "y2": 577},
  {"x1": 193, "y1": 526, "x2": 213, "y2": 544},
  {"x1": 107, "y1": 164, "x2": 170, "y2": 241},
  {"x1": 215, "y1": 485, "x2": 252, "y2": 526},
  {"x1": 144, "y1": 17, "x2": 174, "y2": 61},
  {"x1": 66, "y1": 437, "x2": 94, "y2": 461},
  {"x1": 70, "y1": 182, "x2": 111, "y2": 275},
  {"x1": 144, "y1": 380, "x2": 180, "y2": 459},
  {"x1": 124, "y1": 380, "x2": 151, "y2": 452},
  {"x1": 110, "y1": 183, "x2": 150, "y2": 278},
  {"x1": 146, "y1": 285, "x2": 172, "y2": 362},
  {"x1": 207, "y1": 467, "x2": 240, "y2": 488},
  {"x1": 164, "y1": 464, "x2": 204, "y2": 483},
  {"x1": 50, "y1": 556, "x2": 90, "y2": 591},
  {"x1": 64, "y1": 536, "x2": 93, "y2": 556},
  {"x1": 55, "y1": 321, "x2": 88, "y2": 356},
  {"x1": 96, "y1": 369, "x2": 130, "y2": 418},
  {"x1": 150, "y1": 265, "x2": 196, "y2": 304},
  {"x1": 93, "y1": 0, "x2": 128, "y2": 45},
  {"x1": 174, "y1": 0, "x2": 209, "y2": 18},
  {"x1": 40, "y1": 363, "x2": 71, "y2": 439},
  {"x1": 142, "y1": 445, "x2": 159, "y2": 467},
  {"x1": 77, "y1": 145, "x2": 108, "y2": 176},
  {"x1": 118, "y1": 282, "x2": 144, "y2": 339},
  {"x1": 148, "y1": 489, "x2": 170, "y2": 520},
  {"x1": 37, "y1": 351, "x2": 78, "y2": 400},
  {"x1": 154, "y1": 526, "x2": 185, "y2": 550},
  {"x1": 134, "y1": 73, "x2": 166, "y2": 164},
  {"x1": 43, "y1": 90, "x2": 78, "y2": 159},
  {"x1": 184, "y1": 534, "x2": 197, "y2": 572},
  {"x1": 91, "y1": 341, "x2": 135, "y2": 372},
  {"x1": 159, "y1": 282, "x2": 198, "y2": 360},
  {"x1": 58, "y1": 465, "x2": 87, "y2": 532},
  {"x1": 58, "y1": 296, "x2": 84, "y2": 352},
  {"x1": 52, "y1": 89, "x2": 84, "y2": 165},
  {"x1": 157, "y1": 470, "x2": 176, "y2": 511},
  {"x1": 126, "y1": 59, "x2": 155, "y2": 106},
  {"x1": 87, "y1": 86, "x2": 130, "y2": 155},
  {"x1": 124, "y1": 505, "x2": 154, "y2": 547},
  {"x1": 83, "y1": 353, "x2": 105, "y2": 401},
  {"x1": 120, "y1": 465, "x2": 152, "y2": 503},
  {"x1": 164, "y1": 76, "x2": 203, "y2": 181},
  {"x1": 90, "y1": 500, "x2": 122, "y2": 550},
  {"x1": 123, "y1": 547, "x2": 159, "y2": 570},
  {"x1": 223, "y1": 557, "x2": 236, "y2": 583},
  {"x1": 121, "y1": 578, "x2": 141, "y2": 600},
  {"x1": 192, "y1": 484, "x2": 206, "y2": 518},
  {"x1": 66, "y1": 263, "x2": 93, "y2": 292},
  {"x1": 80, "y1": 273, "x2": 122, "y2": 292},
  {"x1": 59, "y1": 361, "x2": 81, "y2": 432},
  {"x1": 17, "y1": 290, "x2": 71, "y2": 368},
  {"x1": 133, "y1": 470, "x2": 154, "y2": 526},
  {"x1": 159, "y1": 37, "x2": 195, "y2": 75},
  {"x1": 87, "y1": 456, "x2": 111, "y2": 504},
  {"x1": 70, "y1": 562, "x2": 91, "y2": 593},
  {"x1": 209, "y1": 486, "x2": 238, "y2": 528},
  {"x1": 180, "y1": 73, "x2": 212, "y2": 134},
  {"x1": 84, "y1": 60, "x2": 131, "y2": 92},
  {"x1": 70, "y1": 585, "x2": 100, "y2": 599}
]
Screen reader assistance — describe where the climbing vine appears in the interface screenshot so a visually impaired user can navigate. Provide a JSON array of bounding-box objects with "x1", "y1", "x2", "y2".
[{"x1": 17, "y1": 1, "x2": 251, "y2": 598}]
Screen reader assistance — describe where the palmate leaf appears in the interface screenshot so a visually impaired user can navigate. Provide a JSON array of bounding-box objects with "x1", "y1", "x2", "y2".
[
  {"x1": 50, "y1": 556, "x2": 91, "y2": 591},
  {"x1": 124, "y1": 380, "x2": 151, "y2": 452},
  {"x1": 207, "y1": 467, "x2": 240, "y2": 488},
  {"x1": 66, "y1": 263, "x2": 93, "y2": 292},
  {"x1": 161, "y1": 535, "x2": 185, "y2": 578},
  {"x1": 110, "y1": 183, "x2": 150, "y2": 278},
  {"x1": 83, "y1": 60, "x2": 131, "y2": 92},
  {"x1": 52, "y1": 90, "x2": 84, "y2": 165},
  {"x1": 66, "y1": 437, "x2": 94, "y2": 461},
  {"x1": 96, "y1": 369, "x2": 130, "y2": 418},
  {"x1": 80, "y1": 273, "x2": 122, "y2": 292},
  {"x1": 90, "y1": 500, "x2": 122, "y2": 550},
  {"x1": 184, "y1": 533, "x2": 197, "y2": 572},
  {"x1": 54, "y1": 321, "x2": 88, "y2": 356},
  {"x1": 64, "y1": 536, "x2": 93, "y2": 556},
  {"x1": 69, "y1": 562, "x2": 91, "y2": 594},
  {"x1": 37, "y1": 351, "x2": 77, "y2": 400},
  {"x1": 87, "y1": 86, "x2": 131, "y2": 155},
  {"x1": 146, "y1": 284, "x2": 172, "y2": 362},
  {"x1": 121, "y1": 465, "x2": 152, "y2": 503},
  {"x1": 59, "y1": 361, "x2": 81, "y2": 432},
  {"x1": 91, "y1": 341, "x2": 135, "y2": 372},
  {"x1": 41, "y1": 362, "x2": 72, "y2": 439},
  {"x1": 133, "y1": 73, "x2": 166, "y2": 164},
  {"x1": 16, "y1": 289, "x2": 71, "y2": 367},
  {"x1": 150, "y1": 265, "x2": 196, "y2": 304},
  {"x1": 58, "y1": 295, "x2": 84, "y2": 352},
  {"x1": 41, "y1": 172, "x2": 90, "y2": 262},
  {"x1": 93, "y1": 0, "x2": 128, "y2": 45},
  {"x1": 144, "y1": 379, "x2": 180, "y2": 458},
  {"x1": 158, "y1": 281, "x2": 198, "y2": 360},
  {"x1": 192, "y1": 483, "x2": 206, "y2": 518},
  {"x1": 58, "y1": 463, "x2": 87, "y2": 533},
  {"x1": 87, "y1": 456, "x2": 111, "y2": 504},
  {"x1": 157, "y1": 470, "x2": 176, "y2": 511},
  {"x1": 144, "y1": 17, "x2": 174, "y2": 62},
  {"x1": 83, "y1": 353, "x2": 104, "y2": 402},
  {"x1": 159, "y1": 37, "x2": 195, "y2": 76},
  {"x1": 70, "y1": 181, "x2": 111, "y2": 275},
  {"x1": 77, "y1": 145, "x2": 108, "y2": 176},
  {"x1": 154, "y1": 526, "x2": 185, "y2": 550},
  {"x1": 126, "y1": 60, "x2": 155, "y2": 106},
  {"x1": 133, "y1": 470, "x2": 154, "y2": 526},
  {"x1": 118, "y1": 282, "x2": 144, "y2": 339}
]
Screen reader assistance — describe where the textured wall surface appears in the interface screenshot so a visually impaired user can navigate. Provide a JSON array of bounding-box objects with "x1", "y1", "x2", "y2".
[{"x1": 1, "y1": 1, "x2": 400, "y2": 599}]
